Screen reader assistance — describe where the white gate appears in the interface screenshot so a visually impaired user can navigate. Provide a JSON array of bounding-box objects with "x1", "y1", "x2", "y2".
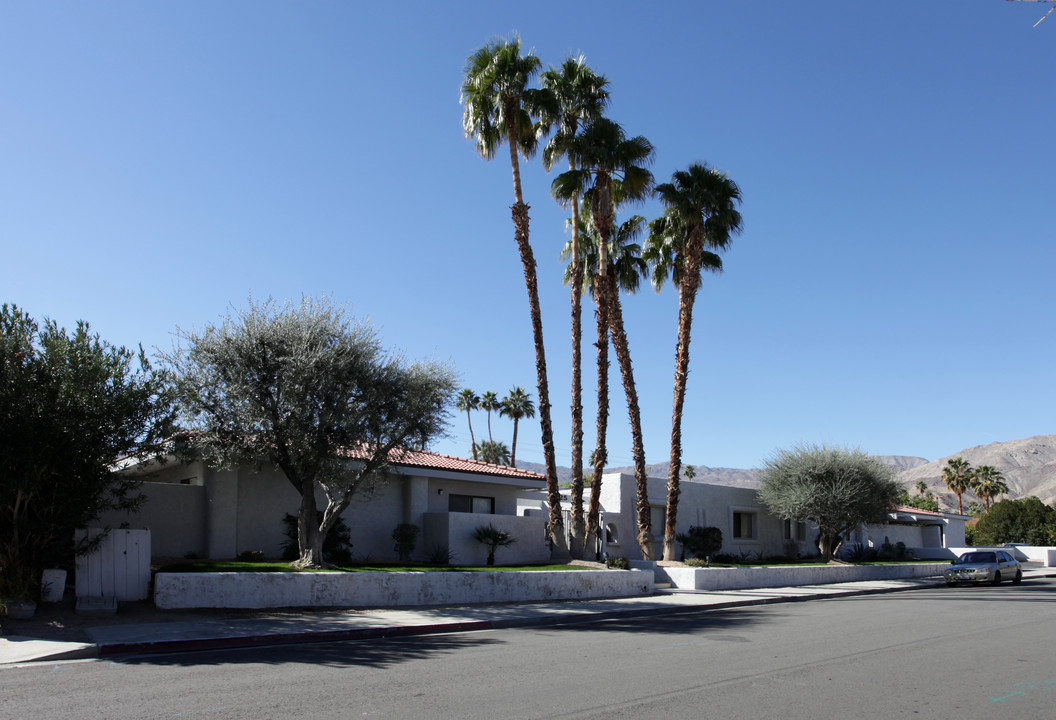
[{"x1": 75, "y1": 528, "x2": 151, "y2": 601}]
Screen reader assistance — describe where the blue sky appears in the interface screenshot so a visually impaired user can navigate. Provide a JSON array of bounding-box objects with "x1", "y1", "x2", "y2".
[{"x1": 3, "y1": 2, "x2": 1053, "y2": 471}]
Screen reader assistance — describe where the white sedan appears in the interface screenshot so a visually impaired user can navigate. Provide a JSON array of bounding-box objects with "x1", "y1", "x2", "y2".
[{"x1": 944, "y1": 550, "x2": 1022, "y2": 586}]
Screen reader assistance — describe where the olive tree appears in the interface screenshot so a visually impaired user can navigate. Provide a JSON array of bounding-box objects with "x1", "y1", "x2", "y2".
[
  {"x1": 1, "y1": 305, "x2": 176, "y2": 600},
  {"x1": 166, "y1": 297, "x2": 457, "y2": 568},
  {"x1": 758, "y1": 444, "x2": 902, "y2": 562}
]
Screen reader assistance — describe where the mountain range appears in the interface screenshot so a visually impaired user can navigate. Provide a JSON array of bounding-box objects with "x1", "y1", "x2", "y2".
[{"x1": 517, "y1": 435, "x2": 1056, "y2": 509}]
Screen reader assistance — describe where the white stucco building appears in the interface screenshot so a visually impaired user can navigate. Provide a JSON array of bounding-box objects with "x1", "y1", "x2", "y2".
[
  {"x1": 554, "y1": 472, "x2": 970, "y2": 562},
  {"x1": 104, "y1": 448, "x2": 551, "y2": 566}
]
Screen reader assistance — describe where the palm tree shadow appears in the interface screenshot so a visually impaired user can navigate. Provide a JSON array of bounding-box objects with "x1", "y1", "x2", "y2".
[
  {"x1": 112, "y1": 632, "x2": 501, "y2": 669},
  {"x1": 537, "y1": 606, "x2": 778, "y2": 637}
]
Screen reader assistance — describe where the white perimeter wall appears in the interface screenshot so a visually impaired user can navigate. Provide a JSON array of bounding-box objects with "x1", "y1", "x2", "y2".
[
  {"x1": 658, "y1": 562, "x2": 949, "y2": 591},
  {"x1": 154, "y1": 569, "x2": 654, "y2": 609}
]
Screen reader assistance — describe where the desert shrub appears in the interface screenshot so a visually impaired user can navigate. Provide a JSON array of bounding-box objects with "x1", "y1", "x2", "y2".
[
  {"x1": 606, "y1": 556, "x2": 630, "y2": 570},
  {"x1": 844, "y1": 542, "x2": 879, "y2": 562},
  {"x1": 426, "y1": 544, "x2": 454, "y2": 564},
  {"x1": 472, "y1": 524, "x2": 516, "y2": 566},
  {"x1": 677, "y1": 526, "x2": 723, "y2": 560},
  {"x1": 684, "y1": 557, "x2": 711, "y2": 567},
  {"x1": 391, "y1": 523, "x2": 419, "y2": 562},
  {"x1": 236, "y1": 550, "x2": 266, "y2": 562},
  {"x1": 280, "y1": 512, "x2": 353, "y2": 565}
]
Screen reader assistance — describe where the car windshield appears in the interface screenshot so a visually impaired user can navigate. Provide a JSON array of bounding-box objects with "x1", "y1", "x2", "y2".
[{"x1": 957, "y1": 552, "x2": 997, "y2": 564}]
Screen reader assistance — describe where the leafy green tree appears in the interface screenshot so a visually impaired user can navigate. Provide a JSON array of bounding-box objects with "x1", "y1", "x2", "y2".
[
  {"x1": 973, "y1": 497, "x2": 1056, "y2": 545},
  {"x1": 456, "y1": 388, "x2": 480, "y2": 460},
  {"x1": 0, "y1": 305, "x2": 176, "y2": 600},
  {"x1": 167, "y1": 297, "x2": 457, "y2": 568},
  {"x1": 476, "y1": 439, "x2": 512, "y2": 466},
  {"x1": 540, "y1": 55, "x2": 610, "y2": 560},
  {"x1": 472, "y1": 523, "x2": 517, "y2": 565},
  {"x1": 645, "y1": 163, "x2": 743, "y2": 561},
  {"x1": 553, "y1": 117, "x2": 656, "y2": 559},
  {"x1": 941, "y1": 457, "x2": 975, "y2": 515},
  {"x1": 973, "y1": 465, "x2": 1010, "y2": 511},
  {"x1": 759, "y1": 445, "x2": 902, "y2": 562},
  {"x1": 562, "y1": 204, "x2": 649, "y2": 558},
  {"x1": 500, "y1": 386, "x2": 535, "y2": 467},
  {"x1": 479, "y1": 391, "x2": 500, "y2": 443},
  {"x1": 462, "y1": 35, "x2": 568, "y2": 558}
]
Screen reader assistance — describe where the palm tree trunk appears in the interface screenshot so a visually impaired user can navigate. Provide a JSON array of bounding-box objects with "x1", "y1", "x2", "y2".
[
  {"x1": 511, "y1": 201, "x2": 570, "y2": 560},
  {"x1": 504, "y1": 116, "x2": 568, "y2": 559},
  {"x1": 466, "y1": 411, "x2": 478, "y2": 460},
  {"x1": 585, "y1": 299, "x2": 609, "y2": 561},
  {"x1": 568, "y1": 199, "x2": 586, "y2": 559},
  {"x1": 599, "y1": 272, "x2": 653, "y2": 561},
  {"x1": 663, "y1": 239, "x2": 704, "y2": 561},
  {"x1": 510, "y1": 417, "x2": 519, "y2": 466}
]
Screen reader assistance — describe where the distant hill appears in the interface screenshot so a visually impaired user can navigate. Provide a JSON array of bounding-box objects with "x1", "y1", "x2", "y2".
[
  {"x1": 515, "y1": 437, "x2": 1056, "y2": 509},
  {"x1": 519, "y1": 456, "x2": 926, "y2": 491},
  {"x1": 897, "y1": 435, "x2": 1056, "y2": 509}
]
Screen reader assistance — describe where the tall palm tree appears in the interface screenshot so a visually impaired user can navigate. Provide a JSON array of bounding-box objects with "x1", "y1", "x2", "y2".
[
  {"x1": 562, "y1": 206, "x2": 648, "y2": 557},
  {"x1": 479, "y1": 391, "x2": 500, "y2": 443},
  {"x1": 553, "y1": 117, "x2": 656, "y2": 559},
  {"x1": 541, "y1": 56, "x2": 610, "y2": 560},
  {"x1": 456, "y1": 388, "x2": 480, "y2": 460},
  {"x1": 974, "y1": 465, "x2": 1009, "y2": 511},
  {"x1": 915, "y1": 480, "x2": 929, "y2": 496},
  {"x1": 500, "y1": 386, "x2": 535, "y2": 468},
  {"x1": 941, "y1": 457, "x2": 975, "y2": 515},
  {"x1": 462, "y1": 36, "x2": 568, "y2": 557},
  {"x1": 645, "y1": 163, "x2": 743, "y2": 561}
]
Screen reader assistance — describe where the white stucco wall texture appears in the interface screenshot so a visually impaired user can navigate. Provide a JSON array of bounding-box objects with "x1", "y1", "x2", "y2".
[
  {"x1": 658, "y1": 562, "x2": 949, "y2": 591},
  {"x1": 154, "y1": 568, "x2": 654, "y2": 609}
]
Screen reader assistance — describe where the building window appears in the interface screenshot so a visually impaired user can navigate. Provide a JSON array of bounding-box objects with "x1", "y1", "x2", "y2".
[
  {"x1": 732, "y1": 511, "x2": 757, "y2": 540},
  {"x1": 448, "y1": 494, "x2": 494, "y2": 514},
  {"x1": 650, "y1": 507, "x2": 666, "y2": 537}
]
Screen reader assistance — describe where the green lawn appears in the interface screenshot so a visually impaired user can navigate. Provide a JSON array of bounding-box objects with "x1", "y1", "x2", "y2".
[{"x1": 156, "y1": 561, "x2": 595, "y2": 574}]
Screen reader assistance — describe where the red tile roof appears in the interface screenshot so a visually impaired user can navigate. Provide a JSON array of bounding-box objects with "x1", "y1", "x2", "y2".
[{"x1": 340, "y1": 444, "x2": 546, "y2": 481}]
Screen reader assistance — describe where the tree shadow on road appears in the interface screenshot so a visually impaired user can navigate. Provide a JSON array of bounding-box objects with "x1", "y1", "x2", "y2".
[
  {"x1": 526, "y1": 605, "x2": 780, "y2": 638},
  {"x1": 110, "y1": 630, "x2": 502, "y2": 669}
]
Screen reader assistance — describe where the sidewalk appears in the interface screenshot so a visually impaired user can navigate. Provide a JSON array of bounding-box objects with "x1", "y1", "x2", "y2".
[{"x1": 3, "y1": 569, "x2": 1052, "y2": 665}]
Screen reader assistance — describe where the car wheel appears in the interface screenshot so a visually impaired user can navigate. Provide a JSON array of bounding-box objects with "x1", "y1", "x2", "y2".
[
  {"x1": 1013, "y1": 569, "x2": 1023, "y2": 584},
  {"x1": 946, "y1": 580, "x2": 957, "y2": 587},
  {"x1": 991, "y1": 571, "x2": 1001, "y2": 586}
]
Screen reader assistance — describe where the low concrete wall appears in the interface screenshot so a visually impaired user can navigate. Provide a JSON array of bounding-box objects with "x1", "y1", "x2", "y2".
[
  {"x1": 154, "y1": 569, "x2": 654, "y2": 609},
  {"x1": 657, "y1": 563, "x2": 948, "y2": 591}
]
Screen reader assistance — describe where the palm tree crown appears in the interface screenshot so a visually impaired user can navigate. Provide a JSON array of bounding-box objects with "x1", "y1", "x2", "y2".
[
  {"x1": 539, "y1": 57, "x2": 610, "y2": 172},
  {"x1": 941, "y1": 457, "x2": 975, "y2": 515},
  {"x1": 974, "y1": 465, "x2": 1009, "y2": 511},
  {"x1": 500, "y1": 386, "x2": 535, "y2": 467},
  {"x1": 552, "y1": 118, "x2": 655, "y2": 274},
  {"x1": 461, "y1": 35, "x2": 547, "y2": 203}
]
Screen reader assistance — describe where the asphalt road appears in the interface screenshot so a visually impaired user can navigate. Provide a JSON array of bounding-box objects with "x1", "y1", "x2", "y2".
[{"x1": 3, "y1": 579, "x2": 1055, "y2": 720}]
